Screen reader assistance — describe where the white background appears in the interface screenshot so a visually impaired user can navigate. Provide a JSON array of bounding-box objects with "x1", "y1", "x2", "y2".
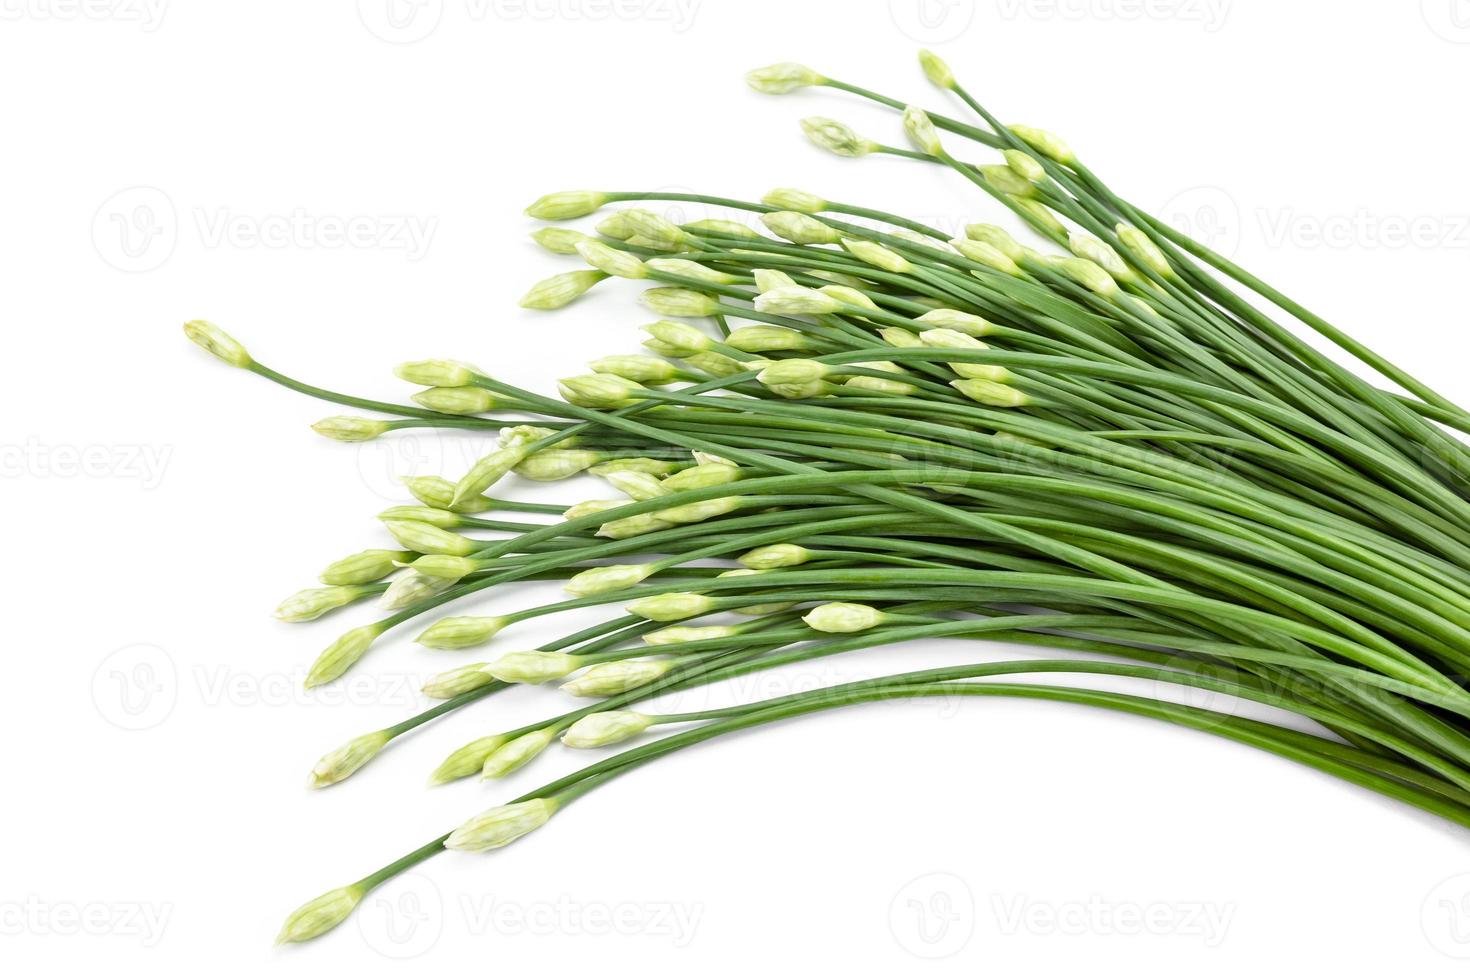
[{"x1": 6, "y1": 0, "x2": 1470, "y2": 975}]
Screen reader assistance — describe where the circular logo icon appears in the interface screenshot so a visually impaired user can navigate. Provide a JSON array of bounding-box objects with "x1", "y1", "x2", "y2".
[
  {"x1": 888, "y1": 0, "x2": 976, "y2": 43},
  {"x1": 358, "y1": 872, "x2": 443, "y2": 958},
  {"x1": 92, "y1": 644, "x2": 177, "y2": 730},
  {"x1": 357, "y1": 0, "x2": 443, "y2": 43},
  {"x1": 1156, "y1": 185, "x2": 1241, "y2": 259},
  {"x1": 92, "y1": 186, "x2": 176, "y2": 273},
  {"x1": 1422, "y1": 0, "x2": 1470, "y2": 43},
  {"x1": 888, "y1": 871, "x2": 974, "y2": 958},
  {"x1": 1423, "y1": 872, "x2": 1470, "y2": 957},
  {"x1": 1150, "y1": 654, "x2": 1243, "y2": 733}
]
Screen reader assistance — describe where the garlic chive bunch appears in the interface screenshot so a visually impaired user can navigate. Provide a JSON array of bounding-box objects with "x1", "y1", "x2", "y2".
[{"x1": 184, "y1": 50, "x2": 1470, "y2": 947}]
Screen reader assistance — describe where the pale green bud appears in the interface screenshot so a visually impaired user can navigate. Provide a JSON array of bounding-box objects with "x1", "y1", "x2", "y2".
[
  {"x1": 561, "y1": 711, "x2": 654, "y2": 748},
  {"x1": 739, "y1": 543, "x2": 811, "y2": 569},
  {"x1": 588, "y1": 354, "x2": 679, "y2": 384},
  {"x1": 309, "y1": 730, "x2": 391, "y2": 788},
  {"x1": 757, "y1": 359, "x2": 829, "y2": 386},
  {"x1": 965, "y1": 223, "x2": 1026, "y2": 261},
  {"x1": 488, "y1": 651, "x2": 582, "y2": 684},
  {"x1": 411, "y1": 385, "x2": 497, "y2": 415},
  {"x1": 319, "y1": 549, "x2": 414, "y2": 586},
  {"x1": 842, "y1": 238, "x2": 912, "y2": 273},
  {"x1": 1008, "y1": 124, "x2": 1075, "y2": 165},
  {"x1": 643, "y1": 625, "x2": 740, "y2": 646},
  {"x1": 919, "y1": 328, "x2": 1008, "y2": 382},
  {"x1": 383, "y1": 520, "x2": 477, "y2": 556},
  {"x1": 654, "y1": 496, "x2": 744, "y2": 523},
  {"x1": 642, "y1": 319, "x2": 713, "y2": 355},
  {"x1": 626, "y1": 591, "x2": 714, "y2": 621},
  {"x1": 530, "y1": 226, "x2": 592, "y2": 254},
  {"x1": 753, "y1": 286, "x2": 841, "y2": 318},
  {"x1": 525, "y1": 190, "x2": 609, "y2": 220},
  {"x1": 803, "y1": 601, "x2": 886, "y2": 633},
  {"x1": 422, "y1": 662, "x2": 494, "y2": 699},
  {"x1": 565, "y1": 562, "x2": 654, "y2": 596},
  {"x1": 745, "y1": 62, "x2": 825, "y2": 94},
  {"x1": 446, "y1": 798, "x2": 558, "y2": 852},
  {"x1": 1115, "y1": 223, "x2": 1174, "y2": 280},
  {"x1": 274, "y1": 586, "x2": 365, "y2": 623},
  {"x1": 918, "y1": 48, "x2": 955, "y2": 89},
  {"x1": 902, "y1": 105, "x2": 943, "y2": 156},
  {"x1": 395, "y1": 359, "x2": 480, "y2": 387},
  {"x1": 845, "y1": 375, "x2": 918, "y2": 396},
  {"x1": 408, "y1": 554, "x2": 479, "y2": 582},
  {"x1": 645, "y1": 258, "x2": 738, "y2": 285},
  {"x1": 980, "y1": 164, "x2": 1034, "y2": 198},
  {"x1": 685, "y1": 218, "x2": 762, "y2": 239},
  {"x1": 561, "y1": 658, "x2": 673, "y2": 697},
  {"x1": 597, "y1": 513, "x2": 675, "y2": 538},
  {"x1": 691, "y1": 450, "x2": 734, "y2": 467},
  {"x1": 416, "y1": 615, "x2": 508, "y2": 650},
  {"x1": 1068, "y1": 231, "x2": 1133, "y2": 281},
  {"x1": 275, "y1": 885, "x2": 365, "y2": 944},
  {"x1": 760, "y1": 211, "x2": 841, "y2": 245},
  {"x1": 514, "y1": 448, "x2": 604, "y2": 481},
  {"x1": 1058, "y1": 256, "x2": 1120, "y2": 296},
  {"x1": 183, "y1": 319, "x2": 252, "y2": 368},
  {"x1": 764, "y1": 380, "x2": 832, "y2": 399},
  {"x1": 480, "y1": 728, "x2": 557, "y2": 778},
  {"x1": 951, "y1": 238, "x2": 1022, "y2": 276},
  {"x1": 1012, "y1": 197, "x2": 1066, "y2": 236},
  {"x1": 641, "y1": 287, "x2": 719, "y2": 318},
  {"x1": 575, "y1": 239, "x2": 650, "y2": 279},
  {"x1": 602, "y1": 469, "x2": 668, "y2": 500},
  {"x1": 727, "y1": 324, "x2": 809, "y2": 351},
  {"x1": 753, "y1": 268, "x2": 798, "y2": 292},
  {"x1": 379, "y1": 505, "x2": 460, "y2": 528},
  {"x1": 590, "y1": 457, "x2": 682, "y2": 477},
  {"x1": 454, "y1": 446, "x2": 528, "y2": 503},
  {"x1": 1003, "y1": 148, "x2": 1047, "y2": 183},
  {"x1": 915, "y1": 308, "x2": 995, "y2": 336},
  {"x1": 558, "y1": 373, "x2": 648, "y2": 409},
  {"x1": 564, "y1": 499, "x2": 624, "y2": 520},
  {"x1": 379, "y1": 570, "x2": 456, "y2": 610},
  {"x1": 305, "y1": 624, "x2": 382, "y2": 688},
  {"x1": 800, "y1": 116, "x2": 879, "y2": 157},
  {"x1": 682, "y1": 351, "x2": 745, "y2": 376},
  {"x1": 761, "y1": 188, "x2": 828, "y2": 214},
  {"x1": 310, "y1": 416, "x2": 390, "y2": 442},
  {"x1": 499, "y1": 424, "x2": 561, "y2": 449},
  {"x1": 820, "y1": 284, "x2": 879, "y2": 311},
  {"x1": 616, "y1": 209, "x2": 686, "y2": 250},
  {"x1": 879, "y1": 326, "x2": 922, "y2": 348},
  {"x1": 401, "y1": 475, "x2": 461, "y2": 510},
  {"x1": 429, "y1": 734, "x2": 506, "y2": 785},
  {"x1": 519, "y1": 269, "x2": 608, "y2": 309},
  {"x1": 807, "y1": 267, "x2": 871, "y2": 289},
  {"x1": 951, "y1": 378, "x2": 1029, "y2": 407}
]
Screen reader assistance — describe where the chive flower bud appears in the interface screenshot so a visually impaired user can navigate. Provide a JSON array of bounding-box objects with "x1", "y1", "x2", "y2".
[
  {"x1": 902, "y1": 105, "x2": 944, "y2": 156},
  {"x1": 597, "y1": 513, "x2": 675, "y2": 539},
  {"x1": 562, "y1": 711, "x2": 654, "y2": 748},
  {"x1": 842, "y1": 238, "x2": 912, "y2": 273},
  {"x1": 411, "y1": 386, "x2": 498, "y2": 415},
  {"x1": 745, "y1": 62, "x2": 825, "y2": 94},
  {"x1": 319, "y1": 549, "x2": 414, "y2": 586},
  {"x1": 655, "y1": 496, "x2": 744, "y2": 524},
  {"x1": 183, "y1": 320, "x2": 253, "y2": 368},
  {"x1": 530, "y1": 226, "x2": 592, "y2": 254},
  {"x1": 757, "y1": 359, "x2": 829, "y2": 387},
  {"x1": 1008, "y1": 124, "x2": 1075, "y2": 165},
  {"x1": 800, "y1": 116, "x2": 879, "y2": 157},
  {"x1": 310, "y1": 416, "x2": 390, "y2": 442},
  {"x1": 401, "y1": 475, "x2": 462, "y2": 510},
  {"x1": 918, "y1": 328, "x2": 1009, "y2": 382},
  {"x1": 575, "y1": 239, "x2": 650, "y2": 279},
  {"x1": 525, "y1": 190, "x2": 609, "y2": 220},
  {"x1": 979, "y1": 164, "x2": 1034, "y2": 198},
  {"x1": 454, "y1": 446, "x2": 529, "y2": 503},
  {"x1": 379, "y1": 570, "x2": 456, "y2": 610},
  {"x1": 519, "y1": 269, "x2": 608, "y2": 309},
  {"x1": 1012, "y1": 197, "x2": 1066, "y2": 236},
  {"x1": 760, "y1": 211, "x2": 841, "y2": 245},
  {"x1": 753, "y1": 287, "x2": 841, "y2": 319},
  {"x1": 487, "y1": 650, "x2": 582, "y2": 684},
  {"x1": 915, "y1": 308, "x2": 995, "y2": 336},
  {"x1": 845, "y1": 375, "x2": 917, "y2": 396},
  {"x1": 951, "y1": 238, "x2": 1022, "y2": 276},
  {"x1": 682, "y1": 352, "x2": 746, "y2": 376},
  {"x1": 379, "y1": 505, "x2": 459, "y2": 528},
  {"x1": 501, "y1": 424, "x2": 562, "y2": 448},
  {"x1": 446, "y1": 798, "x2": 559, "y2": 852},
  {"x1": 422, "y1": 662, "x2": 494, "y2": 699},
  {"x1": 753, "y1": 268, "x2": 798, "y2": 292},
  {"x1": 643, "y1": 624, "x2": 740, "y2": 645},
  {"x1": 1003, "y1": 148, "x2": 1047, "y2": 183},
  {"x1": 803, "y1": 602, "x2": 886, "y2": 633},
  {"x1": 409, "y1": 554, "x2": 479, "y2": 582},
  {"x1": 965, "y1": 223, "x2": 1025, "y2": 261},
  {"x1": 274, "y1": 585, "x2": 365, "y2": 623},
  {"x1": 879, "y1": 326, "x2": 922, "y2": 348},
  {"x1": 565, "y1": 499, "x2": 623, "y2": 520},
  {"x1": 626, "y1": 591, "x2": 714, "y2": 621},
  {"x1": 765, "y1": 380, "x2": 831, "y2": 399},
  {"x1": 395, "y1": 359, "x2": 478, "y2": 387},
  {"x1": 590, "y1": 457, "x2": 680, "y2": 476},
  {"x1": 309, "y1": 729, "x2": 391, "y2": 788},
  {"x1": 560, "y1": 658, "x2": 673, "y2": 697},
  {"x1": 603, "y1": 470, "x2": 668, "y2": 500},
  {"x1": 276, "y1": 885, "x2": 365, "y2": 945},
  {"x1": 617, "y1": 209, "x2": 686, "y2": 249},
  {"x1": 480, "y1": 728, "x2": 557, "y2": 778},
  {"x1": 738, "y1": 543, "x2": 811, "y2": 569},
  {"x1": 918, "y1": 49, "x2": 956, "y2": 89},
  {"x1": 951, "y1": 378, "x2": 1029, "y2": 407},
  {"x1": 383, "y1": 520, "x2": 477, "y2": 556},
  {"x1": 644, "y1": 258, "x2": 738, "y2": 285},
  {"x1": 642, "y1": 319, "x2": 713, "y2": 355},
  {"x1": 1058, "y1": 256, "x2": 1120, "y2": 296},
  {"x1": 416, "y1": 615, "x2": 508, "y2": 650},
  {"x1": 565, "y1": 562, "x2": 654, "y2": 596},
  {"x1": 514, "y1": 448, "x2": 604, "y2": 481},
  {"x1": 685, "y1": 218, "x2": 762, "y2": 239},
  {"x1": 761, "y1": 188, "x2": 828, "y2": 214},
  {"x1": 1068, "y1": 231, "x2": 1133, "y2": 282},
  {"x1": 429, "y1": 734, "x2": 506, "y2": 784},
  {"x1": 1115, "y1": 223, "x2": 1174, "y2": 279},
  {"x1": 305, "y1": 624, "x2": 383, "y2": 688},
  {"x1": 558, "y1": 373, "x2": 648, "y2": 409},
  {"x1": 588, "y1": 354, "x2": 679, "y2": 384},
  {"x1": 664, "y1": 461, "x2": 743, "y2": 490},
  {"x1": 727, "y1": 325, "x2": 809, "y2": 352},
  {"x1": 641, "y1": 287, "x2": 719, "y2": 318}
]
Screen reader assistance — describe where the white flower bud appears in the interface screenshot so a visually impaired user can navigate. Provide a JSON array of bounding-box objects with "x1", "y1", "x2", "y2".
[
  {"x1": 597, "y1": 513, "x2": 676, "y2": 539},
  {"x1": 753, "y1": 268, "x2": 798, "y2": 292},
  {"x1": 641, "y1": 287, "x2": 719, "y2": 318},
  {"x1": 626, "y1": 591, "x2": 715, "y2": 621},
  {"x1": 305, "y1": 624, "x2": 381, "y2": 688},
  {"x1": 841, "y1": 238, "x2": 912, "y2": 273},
  {"x1": 845, "y1": 375, "x2": 917, "y2": 396},
  {"x1": 762, "y1": 188, "x2": 828, "y2": 214},
  {"x1": 446, "y1": 798, "x2": 558, "y2": 851},
  {"x1": 951, "y1": 378, "x2": 1029, "y2": 407},
  {"x1": 310, "y1": 416, "x2": 391, "y2": 442},
  {"x1": 409, "y1": 554, "x2": 479, "y2": 582},
  {"x1": 560, "y1": 658, "x2": 673, "y2": 697},
  {"x1": 964, "y1": 223, "x2": 1025, "y2": 261},
  {"x1": 1012, "y1": 197, "x2": 1066, "y2": 236},
  {"x1": 661, "y1": 461, "x2": 742, "y2": 491},
  {"x1": 429, "y1": 734, "x2": 506, "y2": 784},
  {"x1": 498, "y1": 425, "x2": 559, "y2": 448},
  {"x1": 558, "y1": 373, "x2": 648, "y2": 409},
  {"x1": 643, "y1": 625, "x2": 740, "y2": 645},
  {"x1": 760, "y1": 211, "x2": 841, "y2": 245},
  {"x1": 753, "y1": 286, "x2": 843, "y2": 318},
  {"x1": 980, "y1": 164, "x2": 1034, "y2": 198},
  {"x1": 685, "y1": 218, "x2": 762, "y2": 239},
  {"x1": 488, "y1": 650, "x2": 582, "y2": 684},
  {"x1": 530, "y1": 226, "x2": 592, "y2": 254},
  {"x1": 682, "y1": 351, "x2": 746, "y2": 376},
  {"x1": 757, "y1": 359, "x2": 829, "y2": 387},
  {"x1": 915, "y1": 308, "x2": 995, "y2": 336},
  {"x1": 800, "y1": 116, "x2": 879, "y2": 157},
  {"x1": 575, "y1": 239, "x2": 649, "y2": 279},
  {"x1": 745, "y1": 62, "x2": 825, "y2": 94},
  {"x1": 514, "y1": 448, "x2": 604, "y2": 481},
  {"x1": 276, "y1": 885, "x2": 365, "y2": 944},
  {"x1": 654, "y1": 496, "x2": 744, "y2": 524},
  {"x1": 422, "y1": 662, "x2": 494, "y2": 699},
  {"x1": 641, "y1": 319, "x2": 713, "y2": 356},
  {"x1": 1115, "y1": 223, "x2": 1174, "y2": 279},
  {"x1": 727, "y1": 325, "x2": 809, "y2": 351},
  {"x1": 183, "y1": 319, "x2": 252, "y2": 368},
  {"x1": 561, "y1": 711, "x2": 654, "y2": 748},
  {"x1": 918, "y1": 48, "x2": 955, "y2": 89},
  {"x1": 275, "y1": 586, "x2": 365, "y2": 623},
  {"x1": 309, "y1": 730, "x2": 391, "y2": 788},
  {"x1": 319, "y1": 549, "x2": 413, "y2": 586},
  {"x1": 454, "y1": 445, "x2": 529, "y2": 503},
  {"x1": 564, "y1": 498, "x2": 624, "y2": 520},
  {"x1": 738, "y1": 543, "x2": 811, "y2": 569},
  {"x1": 383, "y1": 520, "x2": 477, "y2": 556},
  {"x1": 1068, "y1": 231, "x2": 1133, "y2": 282},
  {"x1": 379, "y1": 505, "x2": 459, "y2": 528},
  {"x1": 879, "y1": 326, "x2": 922, "y2": 348},
  {"x1": 519, "y1": 270, "x2": 607, "y2": 310},
  {"x1": 1008, "y1": 124, "x2": 1075, "y2": 165},
  {"x1": 480, "y1": 728, "x2": 557, "y2": 778},
  {"x1": 525, "y1": 190, "x2": 609, "y2": 220},
  {"x1": 918, "y1": 328, "x2": 1008, "y2": 382},
  {"x1": 803, "y1": 601, "x2": 886, "y2": 633},
  {"x1": 416, "y1": 615, "x2": 508, "y2": 650},
  {"x1": 600, "y1": 209, "x2": 684, "y2": 250},
  {"x1": 603, "y1": 469, "x2": 668, "y2": 500},
  {"x1": 588, "y1": 354, "x2": 679, "y2": 384},
  {"x1": 1058, "y1": 256, "x2": 1120, "y2": 296},
  {"x1": 395, "y1": 359, "x2": 479, "y2": 387},
  {"x1": 645, "y1": 258, "x2": 738, "y2": 285},
  {"x1": 590, "y1": 457, "x2": 681, "y2": 477},
  {"x1": 1003, "y1": 148, "x2": 1047, "y2": 183},
  {"x1": 902, "y1": 105, "x2": 943, "y2": 156},
  {"x1": 411, "y1": 386, "x2": 497, "y2": 415},
  {"x1": 565, "y1": 562, "x2": 654, "y2": 596},
  {"x1": 951, "y1": 238, "x2": 1022, "y2": 276},
  {"x1": 379, "y1": 570, "x2": 456, "y2": 610}
]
